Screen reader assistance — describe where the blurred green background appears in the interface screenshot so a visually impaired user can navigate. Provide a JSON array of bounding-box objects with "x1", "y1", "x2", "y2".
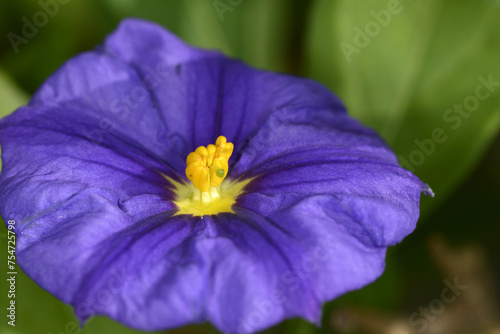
[{"x1": 0, "y1": 0, "x2": 499, "y2": 333}]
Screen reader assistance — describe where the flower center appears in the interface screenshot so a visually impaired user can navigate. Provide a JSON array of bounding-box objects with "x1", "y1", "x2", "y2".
[
  {"x1": 167, "y1": 136, "x2": 251, "y2": 217},
  {"x1": 185, "y1": 136, "x2": 233, "y2": 202}
]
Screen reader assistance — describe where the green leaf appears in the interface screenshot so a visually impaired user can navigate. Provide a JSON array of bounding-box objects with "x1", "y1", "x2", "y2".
[
  {"x1": 282, "y1": 319, "x2": 317, "y2": 334},
  {"x1": 0, "y1": 70, "x2": 28, "y2": 118},
  {"x1": 306, "y1": 0, "x2": 500, "y2": 215},
  {"x1": 0, "y1": 70, "x2": 28, "y2": 173},
  {"x1": 0, "y1": 0, "x2": 115, "y2": 93},
  {"x1": 82, "y1": 317, "x2": 163, "y2": 334}
]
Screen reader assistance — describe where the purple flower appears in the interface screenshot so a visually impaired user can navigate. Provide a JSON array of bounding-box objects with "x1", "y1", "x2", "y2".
[{"x1": 0, "y1": 19, "x2": 431, "y2": 334}]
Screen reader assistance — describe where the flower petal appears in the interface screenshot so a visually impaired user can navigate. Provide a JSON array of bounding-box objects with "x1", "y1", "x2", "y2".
[
  {"x1": 48, "y1": 207, "x2": 384, "y2": 334},
  {"x1": 29, "y1": 51, "x2": 175, "y2": 162},
  {"x1": 0, "y1": 101, "x2": 178, "y2": 225},
  {"x1": 103, "y1": 19, "x2": 344, "y2": 173},
  {"x1": 14, "y1": 192, "x2": 205, "y2": 330},
  {"x1": 203, "y1": 202, "x2": 386, "y2": 333},
  {"x1": 234, "y1": 108, "x2": 431, "y2": 247}
]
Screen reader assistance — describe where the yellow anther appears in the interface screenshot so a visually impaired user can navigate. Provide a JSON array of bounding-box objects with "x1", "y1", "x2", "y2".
[
  {"x1": 184, "y1": 136, "x2": 233, "y2": 198},
  {"x1": 195, "y1": 146, "x2": 208, "y2": 156},
  {"x1": 193, "y1": 167, "x2": 210, "y2": 192},
  {"x1": 215, "y1": 135, "x2": 233, "y2": 159},
  {"x1": 209, "y1": 157, "x2": 228, "y2": 187},
  {"x1": 185, "y1": 153, "x2": 201, "y2": 168},
  {"x1": 206, "y1": 144, "x2": 216, "y2": 166},
  {"x1": 215, "y1": 136, "x2": 226, "y2": 146}
]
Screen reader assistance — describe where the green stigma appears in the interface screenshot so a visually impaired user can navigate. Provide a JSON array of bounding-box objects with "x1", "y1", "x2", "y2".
[{"x1": 216, "y1": 169, "x2": 225, "y2": 178}]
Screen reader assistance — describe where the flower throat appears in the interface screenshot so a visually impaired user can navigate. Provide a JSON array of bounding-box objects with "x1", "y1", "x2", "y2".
[
  {"x1": 169, "y1": 136, "x2": 250, "y2": 216},
  {"x1": 185, "y1": 136, "x2": 233, "y2": 202}
]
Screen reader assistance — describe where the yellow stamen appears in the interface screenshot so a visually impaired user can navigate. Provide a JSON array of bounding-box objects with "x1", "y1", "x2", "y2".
[
  {"x1": 166, "y1": 136, "x2": 250, "y2": 217},
  {"x1": 185, "y1": 136, "x2": 233, "y2": 195}
]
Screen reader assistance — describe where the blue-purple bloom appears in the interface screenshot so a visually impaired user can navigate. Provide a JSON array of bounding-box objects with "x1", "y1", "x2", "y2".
[{"x1": 0, "y1": 19, "x2": 431, "y2": 333}]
